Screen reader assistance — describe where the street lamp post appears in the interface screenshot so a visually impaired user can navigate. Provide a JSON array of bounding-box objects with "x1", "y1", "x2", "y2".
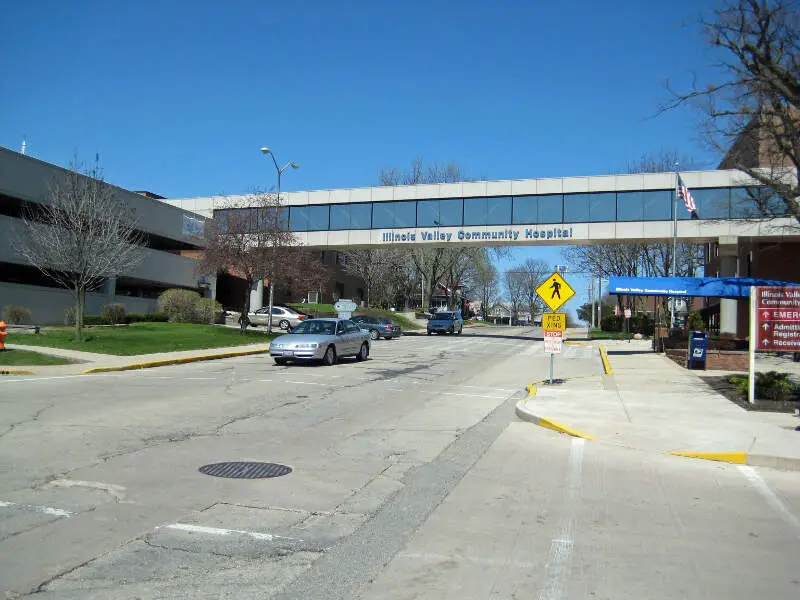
[{"x1": 260, "y1": 147, "x2": 299, "y2": 334}]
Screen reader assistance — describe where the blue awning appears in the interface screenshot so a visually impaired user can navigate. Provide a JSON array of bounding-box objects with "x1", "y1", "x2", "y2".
[{"x1": 608, "y1": 276, "x2": 800, "y2": 299}]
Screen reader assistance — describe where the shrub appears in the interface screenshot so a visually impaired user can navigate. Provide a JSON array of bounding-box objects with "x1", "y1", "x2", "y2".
[
  {"x1": 145, "y1": 312, "x2": 169, "y2": 322},
  {"x1": 3, "y1": 305, "x2": 32, "y2": 325},
  {"x1": 728, "y1": 371, "x2": 800, "y2": 401},
  {"x1": 687, "y1": 311, "x2": 706, "y2": 331},
  {"x1": 101, "y1": 303, "x2": 127, "y2": 325},
  {"x1": 157, "y1": 289, "x2": 203, "y2": 323},
  {"x1": 83, "y1": 315, "x2": 105, "y2": 326},
  {"x1": 601, "y1": 314, "x2": 624, "y2": 332},
  {"x1": 194, "y1": 298, "x2": 223, "y2": 324}
]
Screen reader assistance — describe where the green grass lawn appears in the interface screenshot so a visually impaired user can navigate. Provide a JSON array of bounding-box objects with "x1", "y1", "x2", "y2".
[
  {"x1": 589, "y1": 328, "x2": 640, "y2": 340},
  {"x1": 0, "y1": 348, "x2": 75, "y2": 366},
  {"x1": 8, "y1": 323, "x2": 274, "y2": 356}
]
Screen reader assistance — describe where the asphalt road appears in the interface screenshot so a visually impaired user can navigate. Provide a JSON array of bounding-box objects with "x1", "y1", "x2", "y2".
[{"x1": 1, "y1": 327, "x2": 798, "y2": 599}]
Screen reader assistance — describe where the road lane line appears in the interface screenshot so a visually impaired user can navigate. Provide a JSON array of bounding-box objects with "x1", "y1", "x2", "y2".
[
  {"x1": 0, "y1": 500, "x2": 72, "y2": 517},
  {"x1": 164, "y1": 523, "x2": 303, "y2": 542},
  {"x1": 539, "y1": 437, "x2": 585, "y2": 600},
  {"x1": 738, "y1": 465, "x2": 800, "y2": 538}
]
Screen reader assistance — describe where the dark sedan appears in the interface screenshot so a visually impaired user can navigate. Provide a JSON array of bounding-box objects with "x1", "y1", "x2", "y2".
[{"x1": 351, "y1": 315, "x2": 403, "y2": 340}]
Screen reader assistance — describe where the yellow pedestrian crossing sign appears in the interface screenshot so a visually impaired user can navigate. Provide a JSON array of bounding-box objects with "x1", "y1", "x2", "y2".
[{"x1": 536, "y1": 272, "x2": 575, "y2": 312}]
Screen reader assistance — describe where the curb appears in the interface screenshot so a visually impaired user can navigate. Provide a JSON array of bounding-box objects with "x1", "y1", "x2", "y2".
[
  {"x1": 515, "y1": 398, "x2": 596, "y2": 440},
  {"x1": 668, "y1": 450, "x2": 800, "y2": 472},
  {"x1": 81, "y1": 347, "x2": 272, "y2": 374},
  {"x1": 0, "y1": 369, "x2": 37, "y2": 376},
  {"x1": 599, "y1": 346, "x2": 613, "y2": 375}
]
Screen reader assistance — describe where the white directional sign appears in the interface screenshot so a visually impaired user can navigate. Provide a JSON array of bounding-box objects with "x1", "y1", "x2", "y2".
[
  {"x1": 334, "y1": 299, "x2": 358, "y2": 319},
  {"x1": 544, "y1": 330, "x2": 563, "y2": 354}
]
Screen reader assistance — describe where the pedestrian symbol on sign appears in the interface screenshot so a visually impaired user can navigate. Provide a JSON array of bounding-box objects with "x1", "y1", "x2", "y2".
[{"x1": 549, "y1": 278, "x2": 562, "y2": 300}]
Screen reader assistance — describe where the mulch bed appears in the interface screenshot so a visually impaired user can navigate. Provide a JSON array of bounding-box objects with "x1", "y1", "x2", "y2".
[{"x1": 701, "y1": 375, "x2": 800, "y2": 413}]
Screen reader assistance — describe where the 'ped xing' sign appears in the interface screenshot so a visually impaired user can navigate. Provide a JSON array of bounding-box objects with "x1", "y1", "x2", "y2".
[
  {"x1": 536, "y1": 272, "x2": 575, "y2": 313},
  {"x1": 542, "y1": 312, "x2": 566, "y2": 331}
]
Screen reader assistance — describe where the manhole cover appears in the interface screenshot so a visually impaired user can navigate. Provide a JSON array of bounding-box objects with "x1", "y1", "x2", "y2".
[{"x1": 198, "y1": 462, "x2": 292, "y2": 479}]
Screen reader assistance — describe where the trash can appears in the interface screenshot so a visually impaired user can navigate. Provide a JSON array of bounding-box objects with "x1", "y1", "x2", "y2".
[{"x1": 687, "y1": 330, "x2": 709, "y2": 370}]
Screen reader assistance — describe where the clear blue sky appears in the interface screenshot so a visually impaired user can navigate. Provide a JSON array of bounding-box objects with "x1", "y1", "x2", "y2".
[{"x1": 1, "y1": 0, "x2": 723, "y2": 319}]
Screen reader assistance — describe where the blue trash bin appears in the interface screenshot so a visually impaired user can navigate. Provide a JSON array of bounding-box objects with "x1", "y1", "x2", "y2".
[{"x1": 688, "y1": 331, "x2": 709, "y2": 370}]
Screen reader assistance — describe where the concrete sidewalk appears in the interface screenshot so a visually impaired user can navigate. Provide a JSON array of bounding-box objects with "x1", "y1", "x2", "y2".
[
  {"x1": 517, "y1": 339, "x2": 800, "y2": 471},
  {"x1": 1, "y1": 342, "x2": 272, "y2": 376}
]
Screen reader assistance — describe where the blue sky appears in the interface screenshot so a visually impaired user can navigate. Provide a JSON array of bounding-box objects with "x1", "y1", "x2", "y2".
[{"x1": 1, "y1": 0, "x2": 722, "y2": 318}]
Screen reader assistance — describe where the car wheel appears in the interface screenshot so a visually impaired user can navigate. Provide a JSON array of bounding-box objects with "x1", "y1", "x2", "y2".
[
  {"x1": 369, "y1": 329, "x2": 379, "y2": 341},
  {"x1": 457, "y1": 327, "x2": 462, "y2": 335},
  {"x1": 279, "y1": 319, "x2": 290, "y2": 330},
  {"x1": 427, "y1": 331, "x2": 432, "y2": 336},
  {"x1": 356, "y1": 342, "x2": 369, "y2": 361},
  {"x1": 274, "y1": 357, "x2": 287, "y2": 366},
  {"x1": 322, "y1": 345, "x2": 337, "y2": 366},
  {"x1": 448, "y1": 327, "x2": 454, "y2": 334}
]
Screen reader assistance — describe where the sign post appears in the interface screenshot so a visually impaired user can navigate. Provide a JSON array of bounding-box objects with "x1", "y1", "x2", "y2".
[
  {"x1": 750, "y1": 286, "x2": 800, "y2": 404},
  {"x1": 537, "y1": 272, "x2": 574, "y2": 385}
]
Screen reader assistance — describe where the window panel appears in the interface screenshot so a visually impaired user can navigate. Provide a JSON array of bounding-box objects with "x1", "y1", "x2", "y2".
[
  {"x1": 418, "y1": 199, "x2": 463, "y2": 227},
  {"x1": 564, "y1": 194, "x2": 590, "y2": 222},
  {"x1": 617, "y1": 191, "x2": 644, "y2": 221},
  {"x1": 372, "y1": 200, "x2": 416, "y2": 228},
  {"x1": 683, "y1": 188, "x2": 729, "y2": 220},
  {"x1": 289, "y1": 206, "x2": 310, "y2": 231},
  {"x1": 589, "y1": 192, "x2": 617, "y2": 222},
  {"x1": 331, "y1": 203, "x2": 372, "y2": 229},
  {"x1": 730, "y1": 187, "x2": 788, "y2": 218},
  {"x1": 641, "y1": 190, "x2": 672, "y2": 221},
  {"x1": 307, "y1": 205, "x2": 330, "y2": 230},
  {"x1": 512, "y1": 196, "x2": 537, "y2": 224},
  {"x1": 538, "y1": 195, "x2": 563, "y2": 224},
  {"x1": 464, "y1": 196, "x2": 511, "y2": 226}
]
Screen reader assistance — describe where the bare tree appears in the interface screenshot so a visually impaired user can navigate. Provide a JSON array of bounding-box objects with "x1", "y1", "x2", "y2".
[
  {"x1": 201, "y1": 192, "x2": 325, "y2": 334},
  {"x1": 13, "y1": 157, "x2": 145, "y2": 340},
  {"x1": 467, "y1": 258, "x2": 501, "y2": 318},
  {"x1": 504, "y1": 270, "x2": 527, "y2": 322},
  {"x1": 520, "y1": 258, "x2": 551, "y2": 319},
  {"x1": 341, "y1": 248, "x2": 400, "y2": 306},
  {"x1": 665, "y1": 0, "x2": 800, "y2": 222}
]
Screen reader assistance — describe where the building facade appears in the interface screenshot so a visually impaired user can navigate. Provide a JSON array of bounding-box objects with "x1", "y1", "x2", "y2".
[{"x1": 0, "y1": 148, "x2": 210, "y2": 324}]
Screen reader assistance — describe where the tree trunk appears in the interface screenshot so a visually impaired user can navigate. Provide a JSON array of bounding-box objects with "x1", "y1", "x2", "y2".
[{"x1": 74, "y1": 286, "x2": 84, "y2": 341}]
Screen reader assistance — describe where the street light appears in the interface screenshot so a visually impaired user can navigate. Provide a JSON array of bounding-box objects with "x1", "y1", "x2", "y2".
[{"x1": 260, "y1": 146, "x2": 300, "y2": 334}]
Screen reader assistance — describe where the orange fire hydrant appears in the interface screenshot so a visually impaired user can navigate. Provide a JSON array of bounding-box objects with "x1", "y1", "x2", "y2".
[{"x1": 0, "y1": 320, "x2": 7, "y2": 351}]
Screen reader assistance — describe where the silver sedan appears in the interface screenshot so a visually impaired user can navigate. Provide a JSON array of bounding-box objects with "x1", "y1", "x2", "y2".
[{"x1": 269, "y1": 318, "x2": 371, "y2": 366}]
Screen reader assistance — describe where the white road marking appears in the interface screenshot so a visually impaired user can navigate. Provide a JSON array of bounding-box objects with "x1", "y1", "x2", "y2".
[
  {"x1": 441, "y1": 392, "x2": 509, "y2": 399},
  {"x1": 164, "y1": 523, "x2": 303, "y2": 542},
  {"x1": 0, "y1": 500, "x2": 72, "y2": 517},
  {"x1": 739, "y1": 465, "x2": 800, "y2": 538},
  {"x1": 539, "y1": 437, "x2": 585, "y2": 600},
  {"x1": 44, "y1": 479, "x2": 127, "y2": 501},
  {"x1": 0, "y1": 374, "x2": 121, "y2": 384},
  {"x1": 184, "y1": 377, "x2": 216, "y2": 380}
]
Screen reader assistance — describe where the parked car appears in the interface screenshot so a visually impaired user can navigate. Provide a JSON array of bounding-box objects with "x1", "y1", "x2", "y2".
[
  {"x1": 351, "y1": 315, "x2": 402, "y2": 340},
  {"x1": 427, "y1": 311, "x2": 464, "y2": 335},
  {"x1": 243, "y1": 305, "x2": 306, "y2": 330},
  {"x1": 269, "y1": 318, "x2": 370, "y2": 365}
]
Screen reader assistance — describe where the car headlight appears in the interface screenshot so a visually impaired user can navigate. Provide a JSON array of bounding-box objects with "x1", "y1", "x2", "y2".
[
  {"x1": 294, "y1": 343, "x2": 319, "y2": 349},
  {"x1": 272, "y1": 343, "x2": 284, "y2": 349}
]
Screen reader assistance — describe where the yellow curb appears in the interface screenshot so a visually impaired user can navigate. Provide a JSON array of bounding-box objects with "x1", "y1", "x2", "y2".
[
  {"x1": 536, "y1": 416, "x2": 596, "y2": 440},
  {"x1": 668, "y1": 451, "x2": 747, "y2": 464},
  {"x1": 0, "y1": 369, "x2": 37, "y2": 375},
  {"x1": 599, "y1": 346, "x2": 613, "y2": 375},
  {"x1": 81, "y1": 347, "x2": 272, "y2": 374},
  {"x1": 564, "y1": 341, "x2": 590, "y2": 347}
]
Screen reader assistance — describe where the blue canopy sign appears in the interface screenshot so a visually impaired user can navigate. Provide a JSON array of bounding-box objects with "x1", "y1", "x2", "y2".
[{"x1": 608, "y1": 276, "x2": 800, "y2": 299}]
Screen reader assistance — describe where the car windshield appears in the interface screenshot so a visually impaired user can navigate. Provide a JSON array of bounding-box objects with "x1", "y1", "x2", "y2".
[
  {"x1": 290, "y1": 320, "x2": 336, "y2": 335},
  {"x1": 436, "y1": 313, "x2": 455, "y2": 320}
]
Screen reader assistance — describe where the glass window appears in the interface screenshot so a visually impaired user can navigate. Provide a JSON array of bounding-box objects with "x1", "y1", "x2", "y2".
[
  {"x1": 418, "y1": 198, "x2": 463, "y2": 227},
  {"x1": 464, "y1": 196, "x2": 511, "y2": 226},
  {"x1": 589, "y1": 192, "x2": 617, "y2": 221},
  {"x1": 564, "y1": 194, "x2": 590, "y2": 222},
  {"x1": 261, "y1": 206, "x2": 289, "y2": 231},
  {"x1": 330, "y1": 203, "x2": 372, "y2": 230},
  {"x1": 641, "y1": 190, "x2": 672, "y2": 221},
  {"x1": 538, "y1": 195, "x2": 563, "y2": 224},
  {"x1": 730, "y1": 187, "x2": 788, "y2": 218},
  {"x1": 512, "y1": 196, "x2": 537, "y2": 224},
  {"x1": 617, "y1": 191, "x2": 644, "y2": 221},
  {"x1": 307, "y1": 205, "x2": 329, "y2": 230},
  {"x1": 289, "y1": 206, "x2": 310, "y2": 231},
  {"x1": 372, "y1": 201, "x2": 416, "y2": 228},
  {"x1": 684, "y1": 188, "x2": 729, "y2": 220}
]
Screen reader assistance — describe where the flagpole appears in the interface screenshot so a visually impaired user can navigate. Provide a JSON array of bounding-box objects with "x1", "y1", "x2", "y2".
[{"x1": 671, "y1": 162, "x2": 679, "y2": 329}]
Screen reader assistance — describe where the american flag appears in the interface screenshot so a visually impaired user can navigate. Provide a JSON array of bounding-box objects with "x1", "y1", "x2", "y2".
[{"x1": 677, "y1": 175, "x2": 697, "y2": 216}]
